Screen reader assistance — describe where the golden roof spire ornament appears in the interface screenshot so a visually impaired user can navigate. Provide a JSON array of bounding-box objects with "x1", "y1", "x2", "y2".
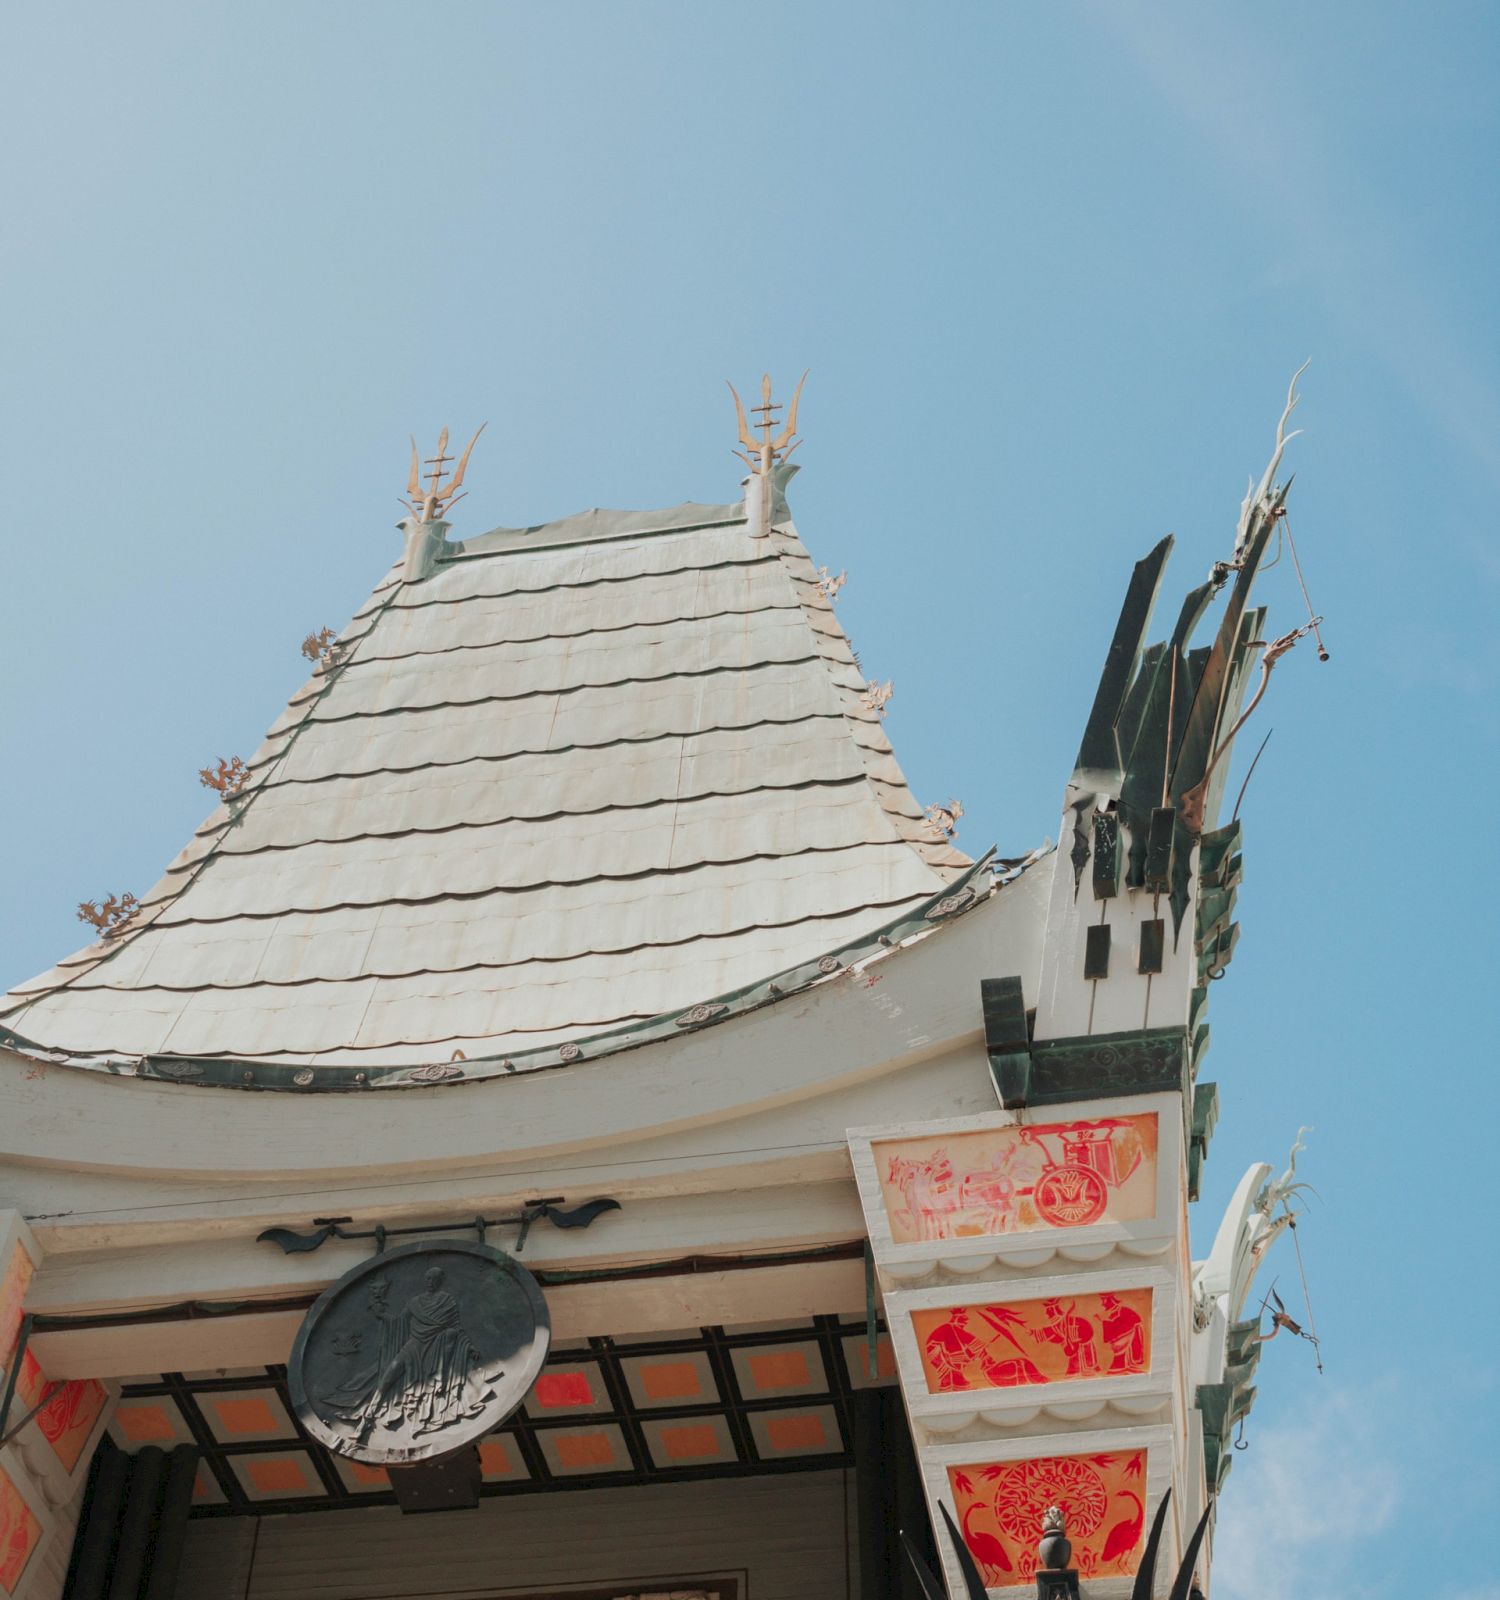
[
  {"x1": 727, "y1": 372, "x2": 807, "y2": 537},
  {"x1": 402, "y1": 424, "x2": 487, "y2": 524}
]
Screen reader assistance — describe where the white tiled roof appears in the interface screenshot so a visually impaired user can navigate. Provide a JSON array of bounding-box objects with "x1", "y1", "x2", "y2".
[{"x1": 3, "y1": 491, "x2": 970, "y2": 1067}]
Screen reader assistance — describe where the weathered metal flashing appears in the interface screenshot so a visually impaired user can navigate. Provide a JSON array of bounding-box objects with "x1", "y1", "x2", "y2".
[
  {"x1": 1189, "y1": 1080, "x2": 1220, "y2": 1202},
  {"x1": 980, "y1": 974, "x2": 1031, "y2": 1108},
  {"x1": 0, "y1": 848, "x2": 1040, "y2": 1091},
  {"x1": 1073, "y1": 535, "x2": 1173, "y2": 788},
  {"x1": 444, "y1": 507, "x2": 746, "y2": 563},
  {"x1": 980, "y1": 1012, "x2": 1191, "y2": 1114},
  {"x1": 1197, "y1": 1315, "x2": 1263, "y2": 1491},
  {"x1": 1025, "y1": 1026, "x2": 1189, "y2": 1107}
]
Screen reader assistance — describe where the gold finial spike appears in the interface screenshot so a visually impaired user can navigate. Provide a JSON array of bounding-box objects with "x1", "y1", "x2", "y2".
[
  {"x1": 401, "y1": 423, "x2": 487, "y2": 523},
  {"x1": 727, "y1": 371, "x2": 807, "y2": 536}
]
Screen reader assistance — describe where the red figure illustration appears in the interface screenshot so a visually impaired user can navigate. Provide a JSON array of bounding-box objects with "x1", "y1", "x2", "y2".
[
  {"x1": 879, "y1": 1114, "x2": 1158, "y2": 1244},
  {"x1": 886, "y1": 1150, "x2": 959, "y2": 1240},
  {"x1": 1032, "y1": 1299, "x2": 1100, "y2": 1376},
  {"x1": 1099, "y1": 1293, "x2": 1146, "y2": 1373},
  {"x1": 1100, "y1": 1490, "x2": 1145, "y2": 1567},
  {"x1": 924, "y1": 1307, "x2": 989, "y2": 1391},
  {"x1": 953, "y1": 1473, "x2": 1014, "y2": 1581},
  {"x1": 926, "y1": 1306, "x2": 1050, "y2": 1390}
]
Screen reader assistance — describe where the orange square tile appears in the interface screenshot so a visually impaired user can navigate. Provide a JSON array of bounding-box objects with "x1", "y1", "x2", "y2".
[
  {"x1": 246, "y1": 1457, "x2": 310, "y2": 1494},
  {"x1": 554, "y1": 1431, "x2": 616, "y2": 1469},
  {"x1": 211, "y1": 1398, "x2": 279, "y2": 1436},
  {"x1": 860, "y1": 1338, "x2": 897, "y2": 1380},
  {"x1": 533, "y1": 1370, "x2": 595, "y2": 1409},
  {"x1": 346, "y1": 1461, "x2": 388, "y2": 1488},
  {"x1": 0, "y1": 1466, "x2": 42, "y2": 1592},
  {"x1": 766, "y1": 1413, "x2": 827, "y2": 1451},
  {"x1": 658, "y1": 1423, "x2": 721, "y2": 1462},
  {"x1": 115, "y1": 1404, "x2": 176, "y2": 1443},
  {"x1": 478, "y1": 1439, "x2": 517, "y2": 1478},
  {"x1": 191, "y1": 1467, "x2": 223, "y2": 1505},
  {"x1": 639, "y1": 1360, "x2": 703, "y2": 1401},
  {"x1": 0, "y1": 1242, "x2": 37, "y2": 1376},
  {"x1": 750, "y1": 1351, "x2": 810, "y2": 1390}
]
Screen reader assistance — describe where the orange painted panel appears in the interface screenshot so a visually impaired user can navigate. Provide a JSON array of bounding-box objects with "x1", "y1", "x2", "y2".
[
  {"x1": 912, "y1": 1289, "x2": 1152, "y2": 1392},
  {"x1": 15, "y1": 1353, "x2": 107, "y2": 1473},
  {"x1": 875, "y1": 1114, "x2": 1158, "y2": 1244},
  {"x1": 866, "y1": 1338, "x2": 898, "y2": 1380},
  {"x1": 765, "y1": 1414, "x2": 826, "y2": 1451},
  {"x1": 478, "y1": 1439, "x2": 517, "y2": 1477},
  {"x1": 554, "y1": 1431, "x2": 616, "y2": 1469},
  {"x1": 211, "y1": 1398, "x2": 280, "y2": 1436},
  {"x1": 639, "y1": 1361, "x2": 702, "y2": 1400},
  {"x1": 659, "y1": 1423, "x2": 721, "y2": 1462},
  {"x1": 948, "y1": 1450, "x2": 1148, "y2": 1587},
  {"x1": 246, "y1": 1457, "x2": 310, "y2": 1495},
  {"x1": 0, "y1": 1468, "x2": 41, "y2": 1596},
  {"x1": 0, "y1": 1242, "x2": 36, "y2": 1377},
  {"x1": 346, "y1": 1461, "x2": 388, "y2": 1488},
  {"x1": 533, "y1": 1371, "x2": 594, "y2": 1409},
  {"x1": 115, "y1": 1403, "x2": 176, "y2": 1443},
  {"x1": 748, "y1": 1351, "x2": 810, "y2": 1391}
]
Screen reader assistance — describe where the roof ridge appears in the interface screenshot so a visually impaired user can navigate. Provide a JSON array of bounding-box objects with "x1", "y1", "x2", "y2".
[
  {"x1": 265, "y1": 651, "x2": 829, "y2": 735},
  {"x1": 138, "y1": 838, "x2": 930, "y2": 927},
  {"x1": 304, "y1": 597, "x2": 805, "y2": 677},
  {"x1": 53, "y1": 891, "x2": 938, "y2": 994},
  {"x1": 767, "y1": 521, "x2": 971, "y2": 881},
  {"x1": 178, "y1": 774, "x2": 874, "y2": 861}
]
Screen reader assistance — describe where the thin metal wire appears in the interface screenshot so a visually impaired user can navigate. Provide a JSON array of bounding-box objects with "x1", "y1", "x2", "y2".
[
  {"x1": 1231, "y1": 728, "x2": 1275, "y2": 823},
  {"x1": 1288, "y1": 1215, "x2": 1325, "y2": 1373},
  {"x1": 1281, "y1": 513, "x2": 1330, "y2": 661}
]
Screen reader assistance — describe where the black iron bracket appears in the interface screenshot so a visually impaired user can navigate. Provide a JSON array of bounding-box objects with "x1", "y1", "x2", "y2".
[{"x1": 256, "y1": 1197, "x2": 620, "y2": 1257}]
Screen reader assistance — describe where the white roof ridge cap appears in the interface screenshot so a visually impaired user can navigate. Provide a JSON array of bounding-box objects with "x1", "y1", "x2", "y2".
[{"x1": 447, "y1": 502, "x2": 747, "y2": 560}]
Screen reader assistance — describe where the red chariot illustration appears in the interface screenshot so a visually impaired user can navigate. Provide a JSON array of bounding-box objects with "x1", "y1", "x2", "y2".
[{"x1": 881, "y1": 1116, "x2": 1151, "y2": 1243}]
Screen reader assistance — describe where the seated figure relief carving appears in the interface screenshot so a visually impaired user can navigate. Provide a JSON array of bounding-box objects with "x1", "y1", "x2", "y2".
[{"x1": 320, "y1": 1268, "x2": 499, "y2": 1443}]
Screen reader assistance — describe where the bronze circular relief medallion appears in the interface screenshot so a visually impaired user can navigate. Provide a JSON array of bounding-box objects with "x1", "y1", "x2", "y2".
[{"x1": 288, "y1": 1239, "x2": 550, "y2": 1465}]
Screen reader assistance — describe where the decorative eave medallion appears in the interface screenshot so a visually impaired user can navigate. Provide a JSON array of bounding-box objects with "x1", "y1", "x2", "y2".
[{"x1": 287, "y1": 1239, "x2": 550, "y2": 1467}]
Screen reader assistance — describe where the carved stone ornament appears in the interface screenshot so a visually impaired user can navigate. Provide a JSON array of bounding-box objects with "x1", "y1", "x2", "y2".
[
  {"x1": 153, "y1": 1060, "x2": 205, "y2": 1079},
  {"x1": 924, "y1": 886, "x2": 977, "y2": 921},
  {"x1": 673, "y1": 1003, "x2": 727, "y2": 1028},
  {"x1": 288, "y1": 1240, "x2": 550, "y2": 1466},
  {"x1": 408, "y1": 1062, "x2": 463, "y2": 1083}
]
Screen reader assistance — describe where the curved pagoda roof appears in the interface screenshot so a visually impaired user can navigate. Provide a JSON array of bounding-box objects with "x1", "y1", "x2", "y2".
[{"x1": 2, "y1": 472, "x2": 980, "y2": 1080}]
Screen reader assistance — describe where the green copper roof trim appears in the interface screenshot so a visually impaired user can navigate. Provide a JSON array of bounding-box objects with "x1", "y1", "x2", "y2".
[
  {"x1": 0, "y1": 847, "x2": 1046, "y2": 1093},
  {"x1": 1197, "y1": 1315, "x2": 1264, "y2": 1492},
  {"x1": 1023, "y1": 1024, "x2": 1189, "y2": 1108},
  {"x1": 1074, "y1": 536, "x2": 1172, "y2": 785},
  {"x1": 1188, "y1": 1080, "x2": 1220, "y2": 1201}
]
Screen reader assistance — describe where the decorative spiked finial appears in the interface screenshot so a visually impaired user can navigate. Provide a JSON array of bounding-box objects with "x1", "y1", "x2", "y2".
[
  {"x1": 402, "y1": 424, "x2": 487, "y2": 524},
  {"x1": 727, "y1": 372, "x2": 807, "y2": 536}
]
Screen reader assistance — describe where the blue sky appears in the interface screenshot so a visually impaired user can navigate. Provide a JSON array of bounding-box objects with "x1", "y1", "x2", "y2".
[{"x1": 2, "y1": 2, "x2": 1496, "y2": 1591}]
